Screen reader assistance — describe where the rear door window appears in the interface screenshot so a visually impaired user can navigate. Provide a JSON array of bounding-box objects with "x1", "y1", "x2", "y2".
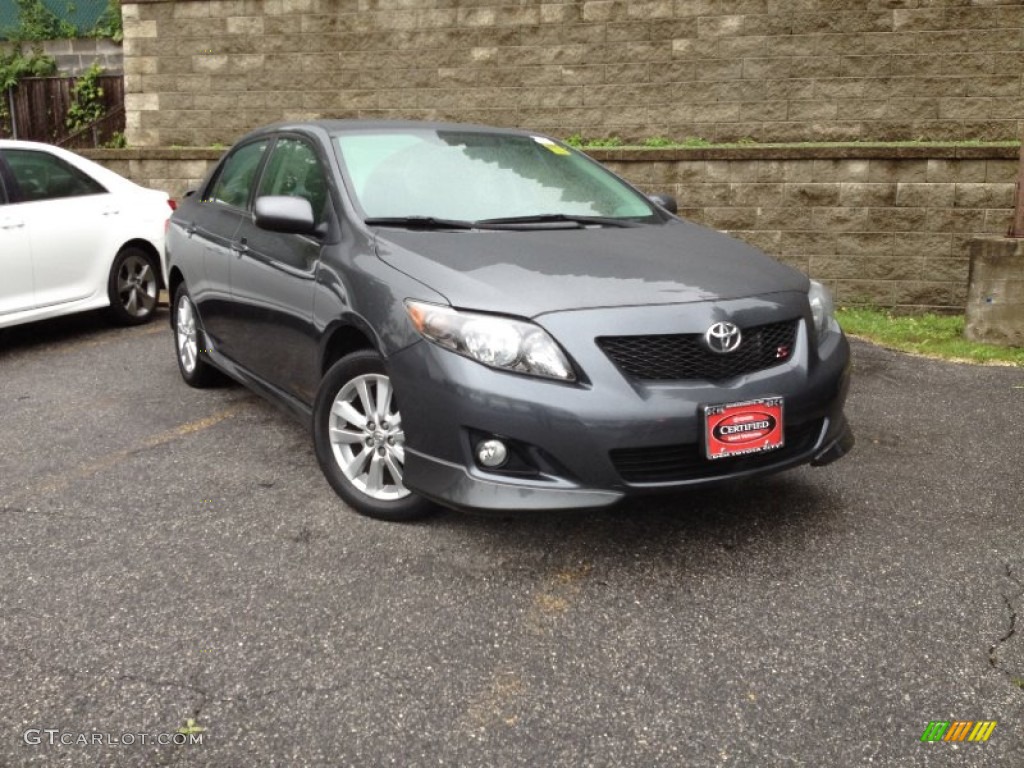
[{"x1": 3, "y1": 149, "x2": 106, "y2": 203}]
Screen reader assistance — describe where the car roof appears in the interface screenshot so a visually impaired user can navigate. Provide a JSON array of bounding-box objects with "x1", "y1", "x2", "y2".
[
  {"x1": 0, "y1": 138, "x2": 158, "y2": 195},
  {"x1": 239, "y1": 119, "x2": 542, "y2": 142},
  {"x1": 0, "y1": 139, "x2": 69, "y2": 151}
]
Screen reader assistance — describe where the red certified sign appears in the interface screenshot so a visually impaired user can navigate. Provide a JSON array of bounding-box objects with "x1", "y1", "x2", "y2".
[{"x1": 704, "y1": 397, "x2": 784, "y2": 459}]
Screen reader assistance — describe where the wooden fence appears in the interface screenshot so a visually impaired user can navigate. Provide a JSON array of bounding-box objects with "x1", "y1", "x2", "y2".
[{"x1": 2, "y1": 74, "x2": 124, "y2": 147}]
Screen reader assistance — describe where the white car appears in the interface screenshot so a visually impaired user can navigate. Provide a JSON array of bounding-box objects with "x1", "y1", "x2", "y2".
[{"x1": 0, "y1": 140, "x2": 173, "y2": 329}]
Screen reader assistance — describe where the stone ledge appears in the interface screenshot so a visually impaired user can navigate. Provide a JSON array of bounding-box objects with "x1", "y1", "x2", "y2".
[
  {"x1": 81, "y1": 144, "x2": 1019, "y2": 164},
  {"x1": 81, "y1": 147, "x2": 224, "y2": 161},
  {"x1": 588, "y1": 144, "x2": 1020, "y2": 162}
]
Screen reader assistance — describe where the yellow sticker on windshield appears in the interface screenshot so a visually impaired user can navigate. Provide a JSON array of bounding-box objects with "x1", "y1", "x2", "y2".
[{"x1": 533, "y1": 136, "x2": 571, "y2": 156}]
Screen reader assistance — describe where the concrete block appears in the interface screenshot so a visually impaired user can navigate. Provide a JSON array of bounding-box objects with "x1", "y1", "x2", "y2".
[{"x1": 965, "y1": 236, "x2": 1024, "y2": 346}]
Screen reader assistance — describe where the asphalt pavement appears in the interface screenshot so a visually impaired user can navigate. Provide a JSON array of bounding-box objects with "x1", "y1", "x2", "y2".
[{"x1": 1, "y1": 309, "x2": 1022, "y2": 767}]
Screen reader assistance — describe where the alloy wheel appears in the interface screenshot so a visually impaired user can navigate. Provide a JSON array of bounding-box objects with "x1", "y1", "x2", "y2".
[
  {"x1": 176, "y1": 294, "x2": 198, "y2": 374},
  {"x1": 116, "y1": 253, "x2": 158, "y2": 318},
  {"x1": 328, "y1": 373, "x2": 409, "y2": 501}
]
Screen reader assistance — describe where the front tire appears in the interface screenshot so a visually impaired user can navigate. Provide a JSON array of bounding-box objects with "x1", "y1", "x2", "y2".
[
  {"x1": 313, "y1": 351, "x2": 434, "y2": 522},
  {"x1": 107, "y1": 246, "x2": 159, "y2": 325}
]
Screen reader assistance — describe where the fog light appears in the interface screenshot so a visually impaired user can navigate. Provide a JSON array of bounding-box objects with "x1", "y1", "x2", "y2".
[{"x1": 476, "y1": 439, "x2": 508, "y2": 468}]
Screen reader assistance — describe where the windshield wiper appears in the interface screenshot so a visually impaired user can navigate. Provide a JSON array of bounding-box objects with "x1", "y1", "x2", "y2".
[
  {"x1": 472, "y1": 213, "x2": 641, "y2": 229},
  {"x1": 363, "y1": 216, "x2": 476, "y2": 230}
]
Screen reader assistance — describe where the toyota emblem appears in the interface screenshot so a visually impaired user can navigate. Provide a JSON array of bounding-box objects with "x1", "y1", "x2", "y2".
[{"x1": 704, "y1": 321, "x2": 742, "y2": 354}]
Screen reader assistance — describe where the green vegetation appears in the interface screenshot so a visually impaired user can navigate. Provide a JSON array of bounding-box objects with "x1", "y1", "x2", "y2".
[
  {"x1": 104, "y1": 130, "x2": 126, "y2": 147},
  {"x1": 65, "y1": 61, "x2": 106, "y2": 131},
  {"x1": 564, "y1": 133, "x2": 623, "y2": 148},
  {"x1": 88, "y1": 0, "x2": 122, "y2": 42},
  {"x1": 0, "y1": 0, "x2": 121, "y2": 138},
  {"x1": 5, "y1": 0, "x2": 76, "y2": 41},
  {"x1": 836, "y1": 307, "x2": 1023, "y2": 366},
  {"x1": 1, "y1": 0, "x2": 120, "y2": 41},
  {"x1": 641, "y1": 136, "x2": 674, "y2": 148},
  {"x1": 177, "y1": 718, "x2": 206, "y2": 737},
  {"x1": 0, "y1": 45, "x2": 55, "y2": 91},
  {"x1": 0, "y1": 45, "x2": 56, "y2": 132}
]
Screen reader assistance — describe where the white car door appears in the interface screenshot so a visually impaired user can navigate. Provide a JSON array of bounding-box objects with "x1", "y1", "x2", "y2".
[
  {"x1": 3, "y1": 148, "x2": 117, "y2": 309},
  {"x1": 0, "y1": 181, "x2": 35, "y2": 316}
]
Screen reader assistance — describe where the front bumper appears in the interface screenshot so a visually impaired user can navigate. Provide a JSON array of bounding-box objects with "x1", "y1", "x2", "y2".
[{"x1": 388, "y1": 298, "x2": 853, "y2": 512}]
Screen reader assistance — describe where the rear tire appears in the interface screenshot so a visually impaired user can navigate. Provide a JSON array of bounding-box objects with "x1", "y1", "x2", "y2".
[
  {"x1": 107, "y1": 246, "x2": 159, "y2": 325},
  {"x1": 313, "y1": 351, "x2": 435, "y2": 522},
  {"x1": 172, "y1": 283, "x2": 223, "y2": 388}
]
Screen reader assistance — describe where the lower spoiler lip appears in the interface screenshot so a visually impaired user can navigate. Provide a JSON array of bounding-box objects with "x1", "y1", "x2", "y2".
[{"x1": 811, "y1": 416, "x2": 854, "y2": 467}]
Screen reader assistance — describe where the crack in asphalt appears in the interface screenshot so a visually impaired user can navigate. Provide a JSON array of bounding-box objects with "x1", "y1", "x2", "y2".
[
  {"x1": 988, "y1": 563, "x2": 1024, "y2": 692},
  {"x1": 2, "y1": 642, "x2": 211, "y2": 766},
  {"x1": 4, "y1": 639, "x2": 369, "y2": 726}
]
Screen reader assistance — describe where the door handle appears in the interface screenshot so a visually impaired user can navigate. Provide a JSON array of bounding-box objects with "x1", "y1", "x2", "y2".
[
  {"x1": 0, "y1": 218, "x2": 25, "y2": 230},
  {"x1": 101, "y1": 208, "x2": 120, "y2": 216}
]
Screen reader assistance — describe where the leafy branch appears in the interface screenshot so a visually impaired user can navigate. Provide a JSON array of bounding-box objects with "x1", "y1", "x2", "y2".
[
  {"x1": 89, "y1": 0, "x2": 122, "y2": 43},
  {"x1": 0, "y1": 45, "x2": 57, "y2": 132},
  {"x1": 66, "y1": 61, "x2": 105, "y2": 131}
]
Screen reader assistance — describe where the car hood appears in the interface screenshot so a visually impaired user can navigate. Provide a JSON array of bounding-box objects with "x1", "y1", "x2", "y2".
[{"x1": 374, "y1": 219, "x2": 808, "y2": 318}]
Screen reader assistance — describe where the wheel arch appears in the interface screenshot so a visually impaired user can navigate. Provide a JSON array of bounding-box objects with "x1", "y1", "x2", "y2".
[
  {"x1": 319, "y1": 319, "x2": 380, "y2": 377},
  {"x1": 167, "y1": 266, "x2": 185, "y2": 305}
]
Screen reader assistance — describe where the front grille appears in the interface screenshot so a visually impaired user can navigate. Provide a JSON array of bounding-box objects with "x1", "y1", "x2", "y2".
[
  {"x1": 597, "y1": 320, "x2": 798, "y2": 381},
  {"x1": 610, "y1": 419, "x2": 823, "y2": 484}
]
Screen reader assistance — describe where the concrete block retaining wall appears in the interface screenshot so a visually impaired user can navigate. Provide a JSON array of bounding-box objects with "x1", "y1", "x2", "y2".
[{"x1": 83, "y1": 143, "x2": 1018, "y2": 312}]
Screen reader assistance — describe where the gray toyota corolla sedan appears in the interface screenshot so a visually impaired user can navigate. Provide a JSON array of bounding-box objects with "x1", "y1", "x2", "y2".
[{"x1": 167, "y1": 120, "x2": 853, "y2": 521}]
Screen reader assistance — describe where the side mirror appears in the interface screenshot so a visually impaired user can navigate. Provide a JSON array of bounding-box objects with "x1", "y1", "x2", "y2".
[
  {"x1": 648, "y1": 194, "x2": 678, "y2": 215},
  {"x1": 254, "y1": 196, "x2": 317, "y2": 235}
]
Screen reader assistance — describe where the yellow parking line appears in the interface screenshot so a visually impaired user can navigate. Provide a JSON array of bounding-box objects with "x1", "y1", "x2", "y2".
[
  {"x1": 2, "y1": 321, "x2": 169, "y2": 360},
  {"x1": 12, "y1": 404, "x2": 247, "y2": 503},
  {"x1": 59, "y1": 321, "x2": 168, "y2": 352},
  {"x1": 138, "y1": 406, "x2": 244, "y2": 449}
]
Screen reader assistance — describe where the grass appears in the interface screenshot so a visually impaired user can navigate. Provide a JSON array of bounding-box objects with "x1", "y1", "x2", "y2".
[{"x1": 835, "y1": 307, "x2": 1024, "y2": 366}]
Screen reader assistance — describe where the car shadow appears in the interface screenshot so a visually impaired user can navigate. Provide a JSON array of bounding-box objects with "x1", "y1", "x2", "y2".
[
  {"x1": 0, "y1": 307, "x2": 169, "y2": 356},
  {"x1": 429, "y1": 471, "x2": 844, "y2": 573}
]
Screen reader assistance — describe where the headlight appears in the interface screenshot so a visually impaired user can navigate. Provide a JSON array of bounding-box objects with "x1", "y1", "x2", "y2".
[
  {"x1": 808, "y1": 280, "x2": 837, "y2": 339},
  {"x1": 406, "y1": 300, "x2": 575, "y2": 381}
]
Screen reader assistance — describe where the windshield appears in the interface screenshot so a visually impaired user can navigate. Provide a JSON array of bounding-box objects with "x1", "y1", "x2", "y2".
[{"x1": 334, "y1": 129, "x2": 658, "y2": 222}]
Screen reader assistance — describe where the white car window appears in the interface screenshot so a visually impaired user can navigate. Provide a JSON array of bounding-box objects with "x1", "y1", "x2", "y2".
[{"x1": 5, "y1": 149, "x2": 106, "y2": 203}]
